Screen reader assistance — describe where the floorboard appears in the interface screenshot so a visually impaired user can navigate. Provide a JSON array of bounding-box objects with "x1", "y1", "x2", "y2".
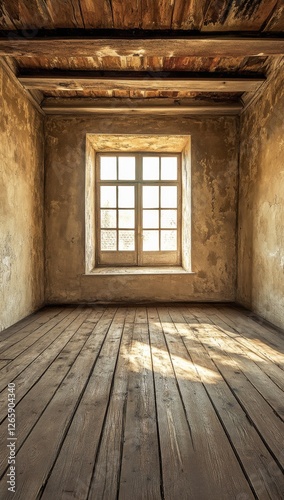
[{"x1": 0, "y1": 304, "x2": 283, "y2": 499}]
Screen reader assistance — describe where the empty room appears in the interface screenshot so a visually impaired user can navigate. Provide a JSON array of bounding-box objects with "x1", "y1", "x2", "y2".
[{"x1": 0, "y1": 1, "x2": 284, "y2": 499}]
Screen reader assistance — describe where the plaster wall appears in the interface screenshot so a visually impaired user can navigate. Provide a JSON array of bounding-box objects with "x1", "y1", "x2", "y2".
[
  {"x1": 0, "y1": 62, "x2": 44, "y2": 331},
  {"x1": 237, "y1": 59, "x2": 284, "y2": 329},
  {"x1": 45, "y1": 115, "x2": 238, "y2": 303}
]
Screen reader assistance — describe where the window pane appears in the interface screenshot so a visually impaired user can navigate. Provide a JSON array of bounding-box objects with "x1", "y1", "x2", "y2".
[
  {"x1": 100, "y1": 156, "x2": 117, "y2": 180},
  {"x1": 143, "y1": 186, "x2": 159, "y2": 208},
  {"x1": 143, "y1": 210, "x2": 159, "y2": 228},
  {"x1": 143, "y1": 157, "x2": 159, "y2": 180},
  {"x1": 143, "y1": 230, "x2": 159, "y2": 251},
  {"x1": 101, "y1": 209, "x2": 116, "y2": 228},
  {"x1": 101, "y1": 230, "x2": 117, "y2": 250},
  {"x1": 100, "y1": 186, "x2": 117, "y2": 208},
  {"x1": 118, "y1": 156, "x2": 136, "y2": 180},
  {"x1": 161, "y1": 157, "x2": 177, "y2": 180},
  {"x1": 118, "y1": 210, "x2": 135, "y2": 228},
  {"x1": 161, "y1": 230, "x2": 177, "y2": 250},
  {"x1": 161, "y1": 210, "x2": 177, "y2": 228},
  {"x1": 161, "y1": 186, "x2": 177, "y2": 208},
  {"x1": 118, "y1": 186, "x2": 135, "y2": 208},
  {"x1": 119, "y1": 230, "x2": 135, "y2": 251}
]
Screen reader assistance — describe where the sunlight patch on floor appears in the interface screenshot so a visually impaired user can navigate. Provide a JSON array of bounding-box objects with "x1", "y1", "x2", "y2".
[{"x1": 124, "y1": 340, "x2": 221, "y2": 383}]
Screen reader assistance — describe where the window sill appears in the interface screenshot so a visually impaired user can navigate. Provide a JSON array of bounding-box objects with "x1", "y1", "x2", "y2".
[{"x1": 85, "y1": 266, "x2": 194, "y2": 276}]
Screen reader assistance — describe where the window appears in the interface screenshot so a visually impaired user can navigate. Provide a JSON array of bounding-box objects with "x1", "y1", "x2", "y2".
[{"x1": 96, "y1": 153, "x2": 181, "y2": 267}]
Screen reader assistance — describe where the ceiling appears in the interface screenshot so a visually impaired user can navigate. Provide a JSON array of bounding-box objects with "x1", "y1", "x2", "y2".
[{"x1": 0, "y1": 0, "x2": 284, "y2": 114}]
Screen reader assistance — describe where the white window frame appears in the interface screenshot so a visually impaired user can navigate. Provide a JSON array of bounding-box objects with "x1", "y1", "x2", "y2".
[{"x1": 95, "y1": 152, "x2": 182, "y2": 267}]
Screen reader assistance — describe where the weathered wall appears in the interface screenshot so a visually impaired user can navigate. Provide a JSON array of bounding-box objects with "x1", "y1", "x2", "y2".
[
  {"x1": 237, "y1": 59, "x2": 284, "y2": 329},
  {"x1": 0, "y1": 62, "x2": 44, "y2": 331},
  {"x1": 45, "y1": 114, "x2": 238, "y2": 303}
]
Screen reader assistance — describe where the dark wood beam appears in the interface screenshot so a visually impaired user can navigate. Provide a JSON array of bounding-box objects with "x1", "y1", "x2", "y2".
[
  {"x1": 19, "y1": 72, "x2": 265, "y2": 93},
  {"x1": 0, "y1": 31, "x2": 284, "y2": 57},
  {"x1": 42, "y1": 97, "x2": 243, "y2": 115}
]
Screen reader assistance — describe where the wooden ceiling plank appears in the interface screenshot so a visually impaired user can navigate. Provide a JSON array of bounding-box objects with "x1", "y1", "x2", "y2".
[
  {"x1": 0, "y1": 4, "x2": 19, "y2": 30},
  {"x1": 4, "y1": 0, "x2": 85, "y2": 31},
  {"x1": 42, "y1": 1, "x2": 85, "y2": 29},
  {"x1": 202, "y1": 0, "x2": 279, "y2": 32},
  {"x1": 142, "y1": 0, "x2": 174, "y2": 29},
  {"x1": 172, "y1": 0, "x2": 209, "y2": 30},
  {"x1": 79, "y1": 0, "x2": 114, "y2": 28},
  {"x1": 1, "y1": 34, "x2": 284, "y2": 58},
  {"x1": 0, "y1": 0, "x2": 283, "y2": 32},
  {"x1": 111, "y1": 0, "x2": 142, "y2": 29},
  {"x1": 263, "y1": 0, "x2": 284, "y2": 31},
  {"x1": 18, "y1": 73, "x2": 265, "y2": 93},
  {"x1": 16, "y1": 1, "x2": 54, "y2": 29}
]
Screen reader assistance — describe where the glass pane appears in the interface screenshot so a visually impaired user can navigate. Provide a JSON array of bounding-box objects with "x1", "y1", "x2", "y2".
[
  {"x1": 101, "y1": 209, "x2": 116, "y2": 228},
  {"x1": 118, "y1": 156, "x2": 136, "y2": 180},
  {"x1": 143, "y1": 210, "x2": 159, "y2": 228},
  {"x1": 143, "y1": 230, "x2": 159, "y2": 251},
  {"x1": 161, "y1": 210, "x2": 177, "y2": 228},
  {"x1": 161, "y1": 157, "x2": 178, "y2": 180},
  {"x1": 101, "y1": 230, "x2": 117, "y2": 251},
  {"x1": 161, "y1": 186, "x2": 177, "y2": 208},
  {"x1": 118, "y1": 186, "x2": 135, "y2": 208},
  {"x1": 143, "y1": 186, "x2": 159, "y2": 208},
  {"x1": 161, "y1": 230, "x2": 177, "y2": 250},
  {"x1": 118, "y1": 230, "x2": 135, "y2": 251},
  {"x1": 118, "y1": 210, "x2": 135, "y2": 228},
  {"x1": 143, "y1": 157, "x2": 159, "y2": 180},
  {"x1": 100, "y1": 186, "x2": 117, "y2": 208},
  {"x1": 100, "y1": 156, "x2": 117, "y2": 180}
]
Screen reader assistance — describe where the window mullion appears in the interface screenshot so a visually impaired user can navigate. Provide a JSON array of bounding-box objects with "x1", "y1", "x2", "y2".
[
  {"x1": 116, "y1": 185, "x2": 118, "y2": 251},
  {"x1": 159, "y1": 156, "x2": 161, "y2": 251},
  {"x1": 137, "y1": 153, "x2": 142, "y2": 266}
]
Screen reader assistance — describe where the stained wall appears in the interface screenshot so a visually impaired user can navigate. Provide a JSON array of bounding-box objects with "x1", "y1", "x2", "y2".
[
  {"x1": 237, "y1": 59, "x2": 284, "y2": 329},
  {"x1": 45, "y1": 114, "x2": 238, "y2": 303},
  {"x1": 0, "y1": 62, "x2": 44, "y2": 331}
]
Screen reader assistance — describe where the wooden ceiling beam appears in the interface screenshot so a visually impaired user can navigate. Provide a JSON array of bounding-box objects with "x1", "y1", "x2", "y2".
[
  {"x1": 0, "y1": 31, "x2": 284, "y2": 58},
  {"x1": 19, "y1": 72, "x2": 265, "y2": 93},
  {"x1": 42, "y1": 97, "x2": 243, "y2": 115}
]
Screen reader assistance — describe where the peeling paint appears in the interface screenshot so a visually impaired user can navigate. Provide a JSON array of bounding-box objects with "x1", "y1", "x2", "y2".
[
  {"x1": 238, "y1": 59, "x2": 284, "y2": 330},
  {"x1": 0, "y1": 62, "x2": 44, "y2": 331}
]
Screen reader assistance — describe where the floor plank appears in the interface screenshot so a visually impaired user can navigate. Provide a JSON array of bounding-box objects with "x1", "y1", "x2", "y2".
[
  {"x1": 0, "y1": 307, "x2": 63, "y2": 354},
  {"x1": 207, "y1": 308, "x2": 284, "y2": 392},
  {"x1": 0, "y1": 308, "x2": 79, "y2": 395},
  {"x1": 176, "y1": 306, "x2": 284, "y2": 499},
  {"x1": 134, "y1": 306, "x2": 148, "y2": 324},
  {"x1": 192, "y1": 306, "x2": 284, "y2": 420},
  {"x1": 89, "y1": 322, "x2": 134, "y2": 500},
  {"x1": 118, "y1": 321, "x2": 161, "y2": 500},
  {"x1": 190, "y1": 307, "x2": 284, "y2": 469},
  {"x1": 214, "y1": 306, "x2": 284, "y2": 370},
  {"x1": 41, "y1": 307, "x2": 125, "y2": 499},
  {"x1": 0, "y1": 308, "x2": 75, "y2": 360},
  {"x1": 0, "y1": 307, "x2": 97, "y2": 423},
  {"x1": 158, "y1": 306, "x2": 254, "y2": 499},
  {"x1": 0, "y1": 360, "x2": 11, "y2": 370},
  {"x1": 148, "y1": 307, "x2": 206, "y2": 499},
  {"x1": 220, "y1": 306, "x2": 284, "y2": 352},
  {"x1": 0, "y1": 304, "x2": 283, "y2": 500},
  {"x1": 0, "y1": 307, "x2": 117, "y2": 499},
  {"x1": 0, "y1": 307, "x2": 102, "y2": 476}
]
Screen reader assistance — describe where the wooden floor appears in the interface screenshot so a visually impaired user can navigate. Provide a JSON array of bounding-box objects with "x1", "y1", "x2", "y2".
[{"x1": 0, "y1": 305, "x2": 284, "y2": 499}]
